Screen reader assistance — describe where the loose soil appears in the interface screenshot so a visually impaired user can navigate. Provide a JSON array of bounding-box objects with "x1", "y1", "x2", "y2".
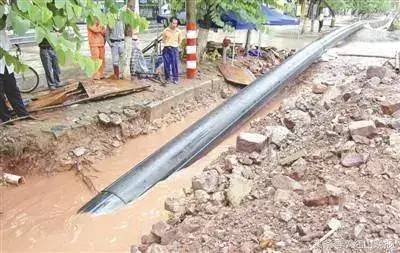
[
  {"x1": 3, "y1": 25, "x2": 400, "y2": 253},
  {"x1": 0, "y1": 63, "x2": 236, "y2": 177},
  {"x1": 131, "y1": 29, "x2": 400, "y2": 253}
]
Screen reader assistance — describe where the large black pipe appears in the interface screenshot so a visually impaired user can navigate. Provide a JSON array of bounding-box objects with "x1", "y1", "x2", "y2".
[{"x1": 79, "y1": 21, "x2": 364, "y2": 215}]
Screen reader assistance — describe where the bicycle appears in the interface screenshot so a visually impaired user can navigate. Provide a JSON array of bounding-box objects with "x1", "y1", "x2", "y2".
[{"x1": 14, "y1": 44, "x2": 40, "y2": 93}]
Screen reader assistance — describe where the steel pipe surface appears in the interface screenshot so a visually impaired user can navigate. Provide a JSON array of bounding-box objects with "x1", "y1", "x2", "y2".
[{"x1": 79, "y1": 21, "x2": 364, "y2": 215}]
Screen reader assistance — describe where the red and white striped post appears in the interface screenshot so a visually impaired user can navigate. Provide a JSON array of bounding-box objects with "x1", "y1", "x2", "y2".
[{"x1": 186, "y1": 0, "x2": 197, "y2": 79}]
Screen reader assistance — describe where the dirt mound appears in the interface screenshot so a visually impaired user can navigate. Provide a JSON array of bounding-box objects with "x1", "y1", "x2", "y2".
[
  {"x1": 132, "y1": 56, "x2": 400, "y2": 252},
  {"x1": 0, "y1": 78, "x2": 234, "y2": 177}
]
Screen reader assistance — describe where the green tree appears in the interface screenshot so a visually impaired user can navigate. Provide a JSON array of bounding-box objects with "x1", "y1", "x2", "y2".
[
  {"x1": 0, "y1": 0, "x2": 148, "y2": 76},
  {"x1": 169, "y1": 0, "x2": 280, "y2": 60},
  {"x1": 325, "y1": 0, "x2": 393, "y2": 14}
]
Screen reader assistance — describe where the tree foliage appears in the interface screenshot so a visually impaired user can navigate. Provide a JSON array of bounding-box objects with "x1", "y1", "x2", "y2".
[
  {"x1": 325, "y1": 0, "x2": 393, "y2": 14},
  {"x1": 170, "y1": 0, "x2": 280, "y2": 30},
  {"x1": 0, "y1": 0, "x2": 148, "y2": 75}
]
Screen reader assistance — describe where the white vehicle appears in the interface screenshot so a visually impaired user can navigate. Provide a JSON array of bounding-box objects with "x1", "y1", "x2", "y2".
[{"x1": 157, "y1": 3, "x2": 186, "y2": 26}]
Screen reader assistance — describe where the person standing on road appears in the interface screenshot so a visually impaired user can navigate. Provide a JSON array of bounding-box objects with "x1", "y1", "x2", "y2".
[
  {"x1": 0, "y1": 27, "x2": 29, "y2": 122},
  {"x1": 39, "y1": 38, "x2": 61, "y2": 90},
  {"x1": 88, "y1": 19, "x2": 106, "y2": 80},
  {"x1": 122, "y1": 24, "x2": 133, "y2": 80},
  {"x1": 130, "y1": 35, "x2": 151, "y2": 79},
  {"x1": 106, "y1": 19, "x2": 125, "y2": 80},
  {"x1": 121, "y1": 3, "x2": 137, "y2": 80},
  {"x1": 318, "y1": 7, "x2": 330, "y2": 33},
  {"x1": 162, "y1": 17, "x2": 182, "y2": 84}
]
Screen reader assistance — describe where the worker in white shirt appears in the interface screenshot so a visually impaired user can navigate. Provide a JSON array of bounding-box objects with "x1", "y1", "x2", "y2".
[
  {"x1": 106, "y1": 20, "x2": 125, "y2": 79},
  {"x1": 318, "y1": 7, "x2": 330, "y2": 33},
  {"x1": 0, "y1": 22, "x2": 29, "y2": 122}
]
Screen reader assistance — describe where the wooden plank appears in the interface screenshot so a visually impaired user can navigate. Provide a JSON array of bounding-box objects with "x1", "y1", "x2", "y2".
[
  {"x1": 27, "y1": 84, "x2": 81, "y2": 110},
  {"x1": 80, "y1": 79, "x2": 148, "y2": 98},
  {"x1": 28, "y1": 85, "x2": 149, "y2": 113}
]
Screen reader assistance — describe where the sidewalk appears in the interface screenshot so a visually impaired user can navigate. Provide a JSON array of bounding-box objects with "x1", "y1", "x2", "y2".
[{"x1": 18, "y1": 16, "x2": 356, "y2": 92}]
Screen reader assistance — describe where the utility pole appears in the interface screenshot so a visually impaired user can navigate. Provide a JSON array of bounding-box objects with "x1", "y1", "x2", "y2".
[
  {"x1": 310, "y1": 0, "x2": 318, "y2": 32},
  {"x1": 186, "y1": 0, "x2": 197, "y2": 79},
  {"x1": 120, "y1": 0, "x2": 137, "y2": 79},
  {"x1": 126, "y1": 0, "x2": 139, "y2": 14}
]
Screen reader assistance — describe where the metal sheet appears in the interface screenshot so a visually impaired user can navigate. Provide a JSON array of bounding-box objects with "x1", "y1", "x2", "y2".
[
  {"x1": 27, "y1": 84, "x2": 80, "y2": 111},
  {"x1": 26, "y1": 80, "x2": 148, "y2": 111},
  {"x1": 218, "y1": 64, "x2": 256, "y2": 86},
  {"x1": 80, "y1": 80, "x2": 149, "y2": 99}
]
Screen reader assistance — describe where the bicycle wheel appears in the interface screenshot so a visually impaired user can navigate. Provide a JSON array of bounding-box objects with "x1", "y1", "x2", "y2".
[{"x1": 15, "y1": 67, "x2": 40, "y2": 93}]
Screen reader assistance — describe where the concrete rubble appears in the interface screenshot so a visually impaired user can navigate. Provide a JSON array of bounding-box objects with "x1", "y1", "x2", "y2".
[{"x1": 131, "y1": 56, "x2": 400, "y2": 252}]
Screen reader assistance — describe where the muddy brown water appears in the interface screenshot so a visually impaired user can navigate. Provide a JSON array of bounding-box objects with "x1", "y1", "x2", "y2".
[
  {"x1": 1, "y1": 75, "x2": 298, "y2": 253},
  {"x1": 2, "y1": 25, "x2": 325, "y2": 250},
  {"x1": 3, "y1": 25, "x2": 393, "y2": 253},
  {"x1": 0, "y1": 25, "x2": 328, "y2": 253}
]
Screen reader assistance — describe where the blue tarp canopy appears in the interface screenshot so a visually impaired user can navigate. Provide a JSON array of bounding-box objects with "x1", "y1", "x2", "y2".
[
  {"x1": 157, "y1": 12, "x2": 256, "y2": 30},
  {"x1": 220, "y1": 11, "x2": 257, "y2": 30},
  {"x1": 262, "y1": 5, "x2": 300, "y2": 26},
  {"x1": 157, "y1": 6, "x2": 299, "y2": 29}
]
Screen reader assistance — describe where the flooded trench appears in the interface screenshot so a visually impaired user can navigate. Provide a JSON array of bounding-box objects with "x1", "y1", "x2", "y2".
[
  {"x1": 1, "y1": 23, "x2": 395, "y2": 252},
  {"x1": 0, "y1": 81, "x2": 299, "y2": 253},
  {"x1": 1, "y1": 29, "x2": 323, "y2": 252}
]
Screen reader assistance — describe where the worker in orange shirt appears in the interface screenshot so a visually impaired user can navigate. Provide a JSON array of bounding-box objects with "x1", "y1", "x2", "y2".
[{"x1": 87, "y1": 19, "x2": 106, "y2": 80}]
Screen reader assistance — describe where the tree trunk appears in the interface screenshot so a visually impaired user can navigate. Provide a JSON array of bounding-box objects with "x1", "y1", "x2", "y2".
[
  {"x1": 127, "y1": 0, "x2": 136, "y2": 11},
  {"x1": 322, "y1": 0, "x2": 335, "y2": 27},
  {"x1": 244, "y1": 29, "x2": 251, "y2": 54},
  {"x1": 310, "y1": 2, "x2": 315, "y2": 32},
  {"x1": 197, "y1": 27, "x2": 209, "y2": 62},
  {"x1": 300, "y1": 0, "x2": 307, "y2": 34},
  {"x1": 125, "y1": 0, "x2": 136, "y2": 37},
  {"x1": 122, "y1": 0, "x2": 137, "y2": 79},
  {"x1": 186, "y1": 0, "x2": 196, "y2": 23}
]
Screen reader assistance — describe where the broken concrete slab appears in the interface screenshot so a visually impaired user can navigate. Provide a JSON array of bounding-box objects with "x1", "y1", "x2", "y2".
[
  {"x1": 341, "y1": 153, "x2": 366, "y2": 167},
  {"x1": 312, "y1": 83, "x2": 328, "y2": 94},
  {"x1": 226, "y1": 175, "x2": 252, "y2": 207},
  {"x1": 271, "y1": 175, "x2": 303, "y2": 191},
  {"x1": 366, "y1": 66, "x2": 386, "y2": 79},
  {"x1": 236, "y1": 132, "x2": 268, "y2": 153},
  {"x1": 279, "y1": 150, "x2": 306, "y2": 166},
  {"x1": 381, "y1": 99, "x2": 400, "y2": 115},
  {"x1": 348, "y1": 120, "x2": 376, "y2": 137},
  {"x1": 165, "y1": 196, "x2": 186, "y2": 214},
  {"x1": 389, "y1": 133, "x2": 400, "y2": 147},
  {"x1": 151, "y1": 221, "x2": 170, "y2": 238},
  {"x1": 264, "y1": 125, "x2": 291, "y2": 147},
  {"x1": 72, "y1": 147, "x2": 87, "y2": 157},
  {"x1": 192, "y1": 170, "x2": 220, "y2": 193},
  {"x1": 274, "y1": 189, "x2": 293, "y2": 204},
  {"x1": 283, "y1": 110, "x2": 311, "y2": 131},
  {"x1": 303, "y1": 195, "x2": 341, "y2": 207},
  {"x1": 98, "y1": 113, "x2": 111, "y2": 124}
]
